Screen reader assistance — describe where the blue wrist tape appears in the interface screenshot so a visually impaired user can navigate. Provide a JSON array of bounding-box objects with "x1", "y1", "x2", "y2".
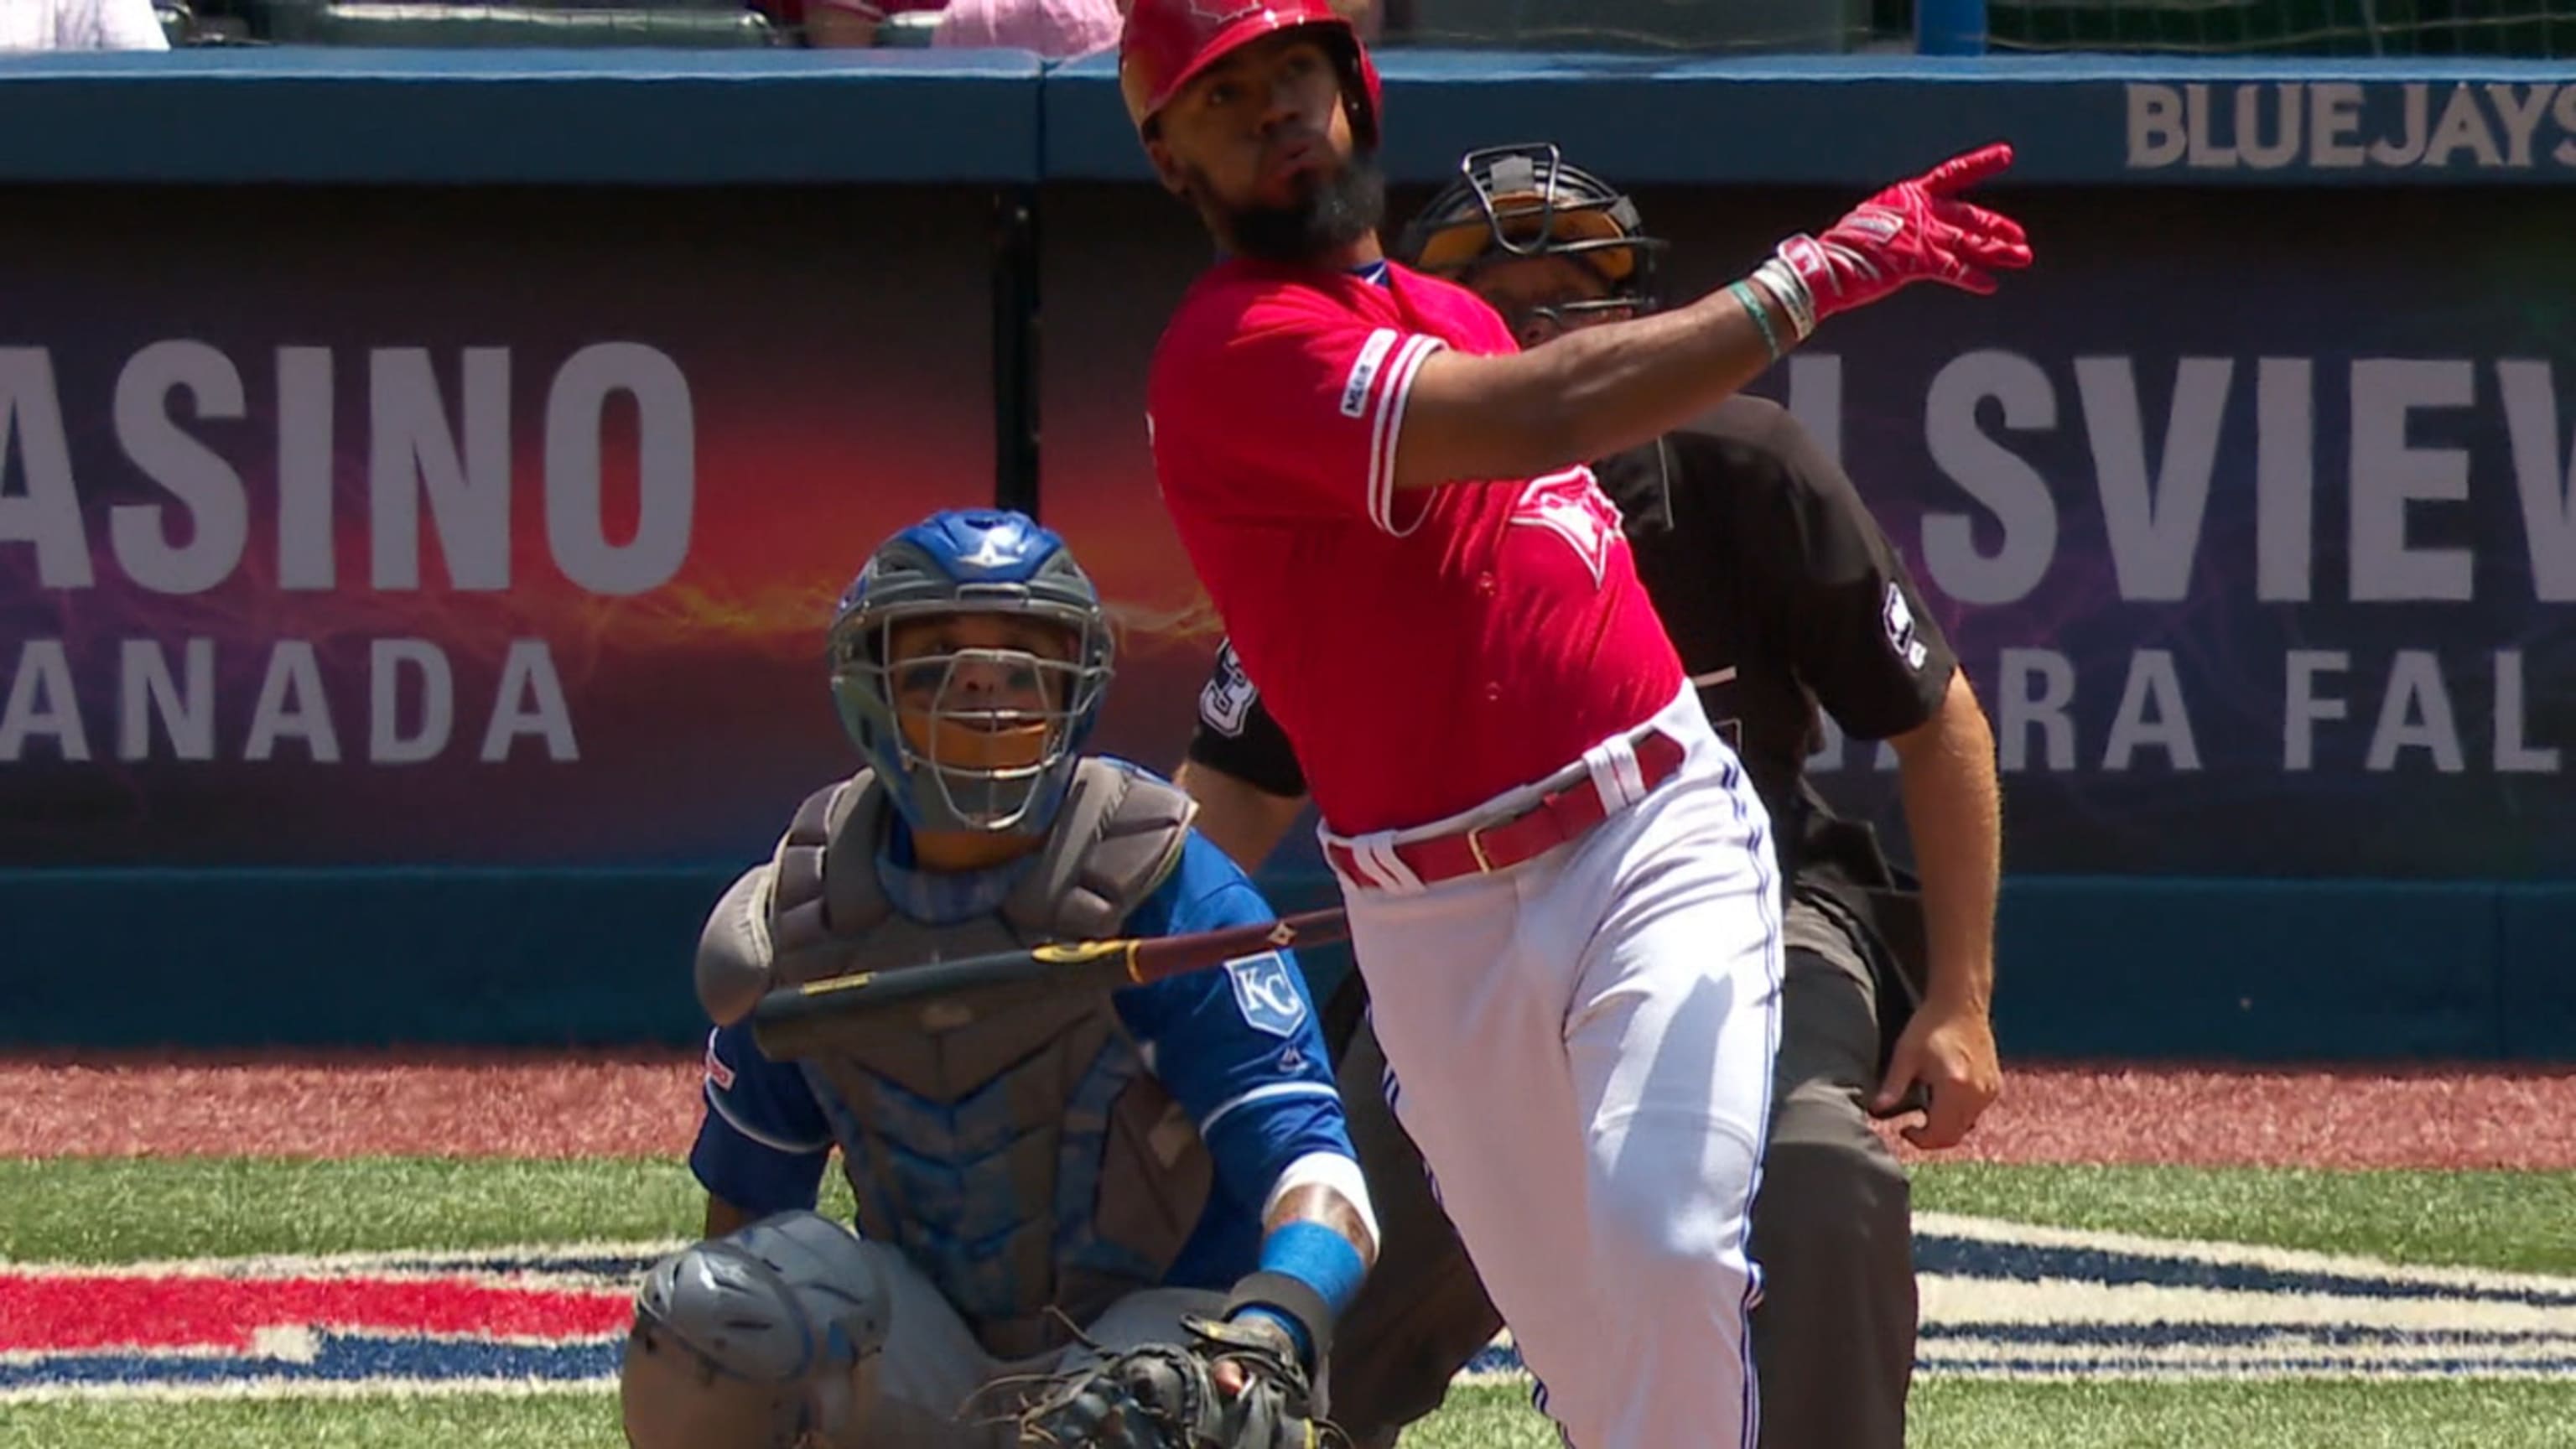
[
  {"x1": 1259, "y1": 1220, "x2": 1368, "y2": 1313},
  {"x1": 1232, "y1": 1305, "x2": 1311, "y2": 1364},
  {"x1": 1224, "y1": 1222, "x2": 1368, "y2": 1369}
]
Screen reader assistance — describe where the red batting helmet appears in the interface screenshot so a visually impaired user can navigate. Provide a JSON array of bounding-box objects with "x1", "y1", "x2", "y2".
[{"x1": 1119, "y1": 0, "x2": 1383, "y2": 148}]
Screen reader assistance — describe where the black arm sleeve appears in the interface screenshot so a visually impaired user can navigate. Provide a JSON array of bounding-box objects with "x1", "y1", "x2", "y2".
[
  {"x1": 1747, "y1": 408, "x2": 1960, "y2": 742},
  {"x1": 1182, "y1": 639, "x2": 1310, "y2": 800}
]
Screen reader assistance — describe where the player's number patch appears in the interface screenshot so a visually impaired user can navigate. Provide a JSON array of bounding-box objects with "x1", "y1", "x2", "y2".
[
  {"x1": 1883, "y1": 582, "x2": 1929, "y2": 671},
  {"x1": 1199, "y1": 641, "x2": 1259, "y2": 737},
  {"x1": 1224, "y1": 950, "x2": 1307, "y2": 1038}
]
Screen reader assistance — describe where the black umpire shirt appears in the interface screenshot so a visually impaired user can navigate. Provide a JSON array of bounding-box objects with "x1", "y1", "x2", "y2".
[{"x1": 1187, "y1": 393, "x2": 1960, "y2": 911}]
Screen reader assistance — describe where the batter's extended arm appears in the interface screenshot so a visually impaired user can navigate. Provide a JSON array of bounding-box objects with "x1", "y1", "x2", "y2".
[{"x1": 1393, "y1": 143, "x2": 2031, "y2": 495}]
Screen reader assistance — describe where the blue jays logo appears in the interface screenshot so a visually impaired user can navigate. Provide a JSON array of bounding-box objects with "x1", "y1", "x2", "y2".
[
  {"x1": 1509, "y1": 467, "x2": 1625, "y2": 588},
  {"x1": 1224, "y1": 950, "x2": 1307, "y2": 1038}
]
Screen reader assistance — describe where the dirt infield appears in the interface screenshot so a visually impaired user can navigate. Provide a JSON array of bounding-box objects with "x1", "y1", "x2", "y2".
[{"x1": 3, "y1": 1052, "x2": 2570, "y2": 1169}]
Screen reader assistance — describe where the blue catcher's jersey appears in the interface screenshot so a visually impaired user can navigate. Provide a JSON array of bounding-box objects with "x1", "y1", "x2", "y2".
[{"x1": 689, "y1": 814, "x2": 1353, "y2": 1295}]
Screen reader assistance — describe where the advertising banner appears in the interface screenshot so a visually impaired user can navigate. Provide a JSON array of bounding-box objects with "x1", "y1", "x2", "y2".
[
  {"x1": 0, "y1": 186, "x2": 998, "y2": 866},
  {"x1": 1046, "y1": 184, "x2": 2576, "y2": 880}
]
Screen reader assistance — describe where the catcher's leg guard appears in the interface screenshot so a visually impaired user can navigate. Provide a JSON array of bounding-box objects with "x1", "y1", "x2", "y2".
[{"x1": 619, "y1": 1210, "x2": 892, "y2": 1449}]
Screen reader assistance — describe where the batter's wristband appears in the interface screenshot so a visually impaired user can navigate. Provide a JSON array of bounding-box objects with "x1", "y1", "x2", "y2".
[
  {"x1": 1728, "y1": 280, "x2": 1784, "y2": 361},
  {"x1": 1224, "y1": 1270, "x2": 1337, "y2": 1370},
  {"x1": 1751, "y1": 253, "x2": 1820, "y2": 342}
]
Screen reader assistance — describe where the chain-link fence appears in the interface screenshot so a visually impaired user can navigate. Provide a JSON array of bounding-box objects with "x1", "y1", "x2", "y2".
[{"x1": 1984, "y1": 0, "x2": 2576, "y2": 56}]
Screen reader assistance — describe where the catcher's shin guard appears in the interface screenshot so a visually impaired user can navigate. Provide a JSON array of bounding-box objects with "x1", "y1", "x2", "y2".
[{"x1": 620, "y1": 1211, "x2": 892, "y2": 1449}]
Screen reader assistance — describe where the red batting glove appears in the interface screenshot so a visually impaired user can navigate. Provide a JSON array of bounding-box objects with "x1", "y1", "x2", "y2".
[{"x1": 1749, "y1": 143, "x2": 2033, "y2": 343}]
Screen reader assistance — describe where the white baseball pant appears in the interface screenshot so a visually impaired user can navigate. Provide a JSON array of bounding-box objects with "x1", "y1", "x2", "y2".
[{"x1": 1322, "y1": 683, "x2": 1784, "y2": 1449}]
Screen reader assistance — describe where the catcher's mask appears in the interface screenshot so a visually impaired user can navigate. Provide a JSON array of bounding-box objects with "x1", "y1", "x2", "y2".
[
  {"x1": 828, "y1": 509, "x2": 1114, "y2": 838},
  {"x1": 1395, "y1": 143, "x2": 1667, "y2": 342}
]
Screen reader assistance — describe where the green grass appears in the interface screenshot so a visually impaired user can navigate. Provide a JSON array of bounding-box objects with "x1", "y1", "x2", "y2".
[
  {"x1": 1399, "y1": 1379, "x2": 2576, "y2": 1449},
  {"x1": 1913, "y1": 1163, "x2": 2576, "y2": 1275},
  {"x1": 0, "y1": 1391, "x2": 622, "y2": 1449},
  {"x1": 0, "y1": 1159, "x2": 863, "y2": 1263},
  {"x1": 10, "y1": 1156, "x2": 2569, "y2": 1275},
  {"x1": 1904, "y1": 1379, "x2": 2576, "y2": 1449},
  {"x1": 4, "y1": 1380, "x2": 2571, "y2": 1449},
  {"x1": 5, "y1": 1157, "x2": 2572, "y2": 1448},
  {"x1": 0, "y1": 1158, "x2": 705, "y2": 1262}
]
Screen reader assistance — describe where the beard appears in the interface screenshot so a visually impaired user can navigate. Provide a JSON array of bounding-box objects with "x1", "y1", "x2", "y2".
[{"x1": 1192, "y1": 149, "x2": 1388, "y2": 266}]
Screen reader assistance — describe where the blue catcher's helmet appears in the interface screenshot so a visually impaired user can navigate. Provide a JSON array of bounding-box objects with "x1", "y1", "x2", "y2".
[{"x1": 828, "y1": 509, "x2": 1114, "y2": 837}]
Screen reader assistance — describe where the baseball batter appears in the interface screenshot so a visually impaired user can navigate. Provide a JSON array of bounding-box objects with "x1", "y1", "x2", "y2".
[
  {"x1": 1182, "y1": 144, "x2": 2008, "y2": 1449},
  {"x1": 617, "y1": 509, "x2": 1378, "y2": 1449},
  {"x1": 1114, "y1": 3, "x2": 2031, "y2": 1446}
]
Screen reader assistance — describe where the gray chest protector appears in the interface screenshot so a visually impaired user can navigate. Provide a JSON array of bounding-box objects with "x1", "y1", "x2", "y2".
[{"x1": 720, "y1": 760, "x2": 1215, "y2": 1363}]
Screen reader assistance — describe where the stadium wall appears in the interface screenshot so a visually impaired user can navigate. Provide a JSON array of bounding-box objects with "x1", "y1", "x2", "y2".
[{"x1": 0, "y1": 50, "x2": 2567, "y2": 1060}]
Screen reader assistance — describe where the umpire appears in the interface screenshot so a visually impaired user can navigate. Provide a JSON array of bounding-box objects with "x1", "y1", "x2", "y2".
[{"x1": 1172, "y1": 143, "x2": 2006, "y2": 1449}]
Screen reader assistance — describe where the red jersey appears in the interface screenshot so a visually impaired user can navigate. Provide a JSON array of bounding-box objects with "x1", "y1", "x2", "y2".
[{"x1": 1145, "y1": 257, "x2": 1685, "y2": 837}]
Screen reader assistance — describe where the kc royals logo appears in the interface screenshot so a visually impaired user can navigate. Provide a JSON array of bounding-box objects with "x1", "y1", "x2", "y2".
[
  {"x1": 1509, "y1": 467, "x2": 1625, "y2": 588},
  {"x1": 1223, "y1": 950, "x2": 1307, "y2": 1038}
]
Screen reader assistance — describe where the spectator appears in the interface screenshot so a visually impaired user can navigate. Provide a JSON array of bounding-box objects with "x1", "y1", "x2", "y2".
[
  {"x1": 917, "y1": 0, "x2": 1373, "y2": 56},
  {"x1": 932, "y1": 0, "x2": 1120, "y2": 56},
  {"x1": 754, "y1": 0, "x2": 946, "y2": 49},
  {"x1": 0, "y1": 0, "x2": 170, "y2": 49}
]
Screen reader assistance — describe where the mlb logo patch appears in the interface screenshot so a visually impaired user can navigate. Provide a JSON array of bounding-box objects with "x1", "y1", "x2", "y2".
[
  {"x1": 1224, "y1": 951, "x2": 1307, "y2": 1038},
  {"x1": 1882, "y1": 583, "x2": 1929, "y2": 671},
  {"x1": 1339, "y1": 329, "x2": 1400, "y2": 418}
]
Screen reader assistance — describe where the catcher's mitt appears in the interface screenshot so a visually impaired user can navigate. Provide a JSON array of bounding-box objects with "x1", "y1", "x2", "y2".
[{"x1": 1008, "y1": 1313, "x2": 1341, "y2": 1449}]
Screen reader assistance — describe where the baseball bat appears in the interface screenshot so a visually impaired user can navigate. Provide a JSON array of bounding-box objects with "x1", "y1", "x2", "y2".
[{"x1": 750, "y1": 906, "x2": 1350, "y2": 1058}]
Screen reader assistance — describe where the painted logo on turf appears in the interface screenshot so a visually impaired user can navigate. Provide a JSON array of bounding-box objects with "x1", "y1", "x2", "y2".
[
  {"x1": 0, "y1": 1244, "x2": 667, "y2": 1400},
  {"x1": 1452, "y1": 1216, "x2": 2576, "y2": 1384}
]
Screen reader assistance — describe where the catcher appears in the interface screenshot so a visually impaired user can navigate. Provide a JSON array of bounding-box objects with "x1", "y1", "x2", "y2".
[{"x1": 618, "y1": 508, "x2": 1379, "y2": 1448}]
